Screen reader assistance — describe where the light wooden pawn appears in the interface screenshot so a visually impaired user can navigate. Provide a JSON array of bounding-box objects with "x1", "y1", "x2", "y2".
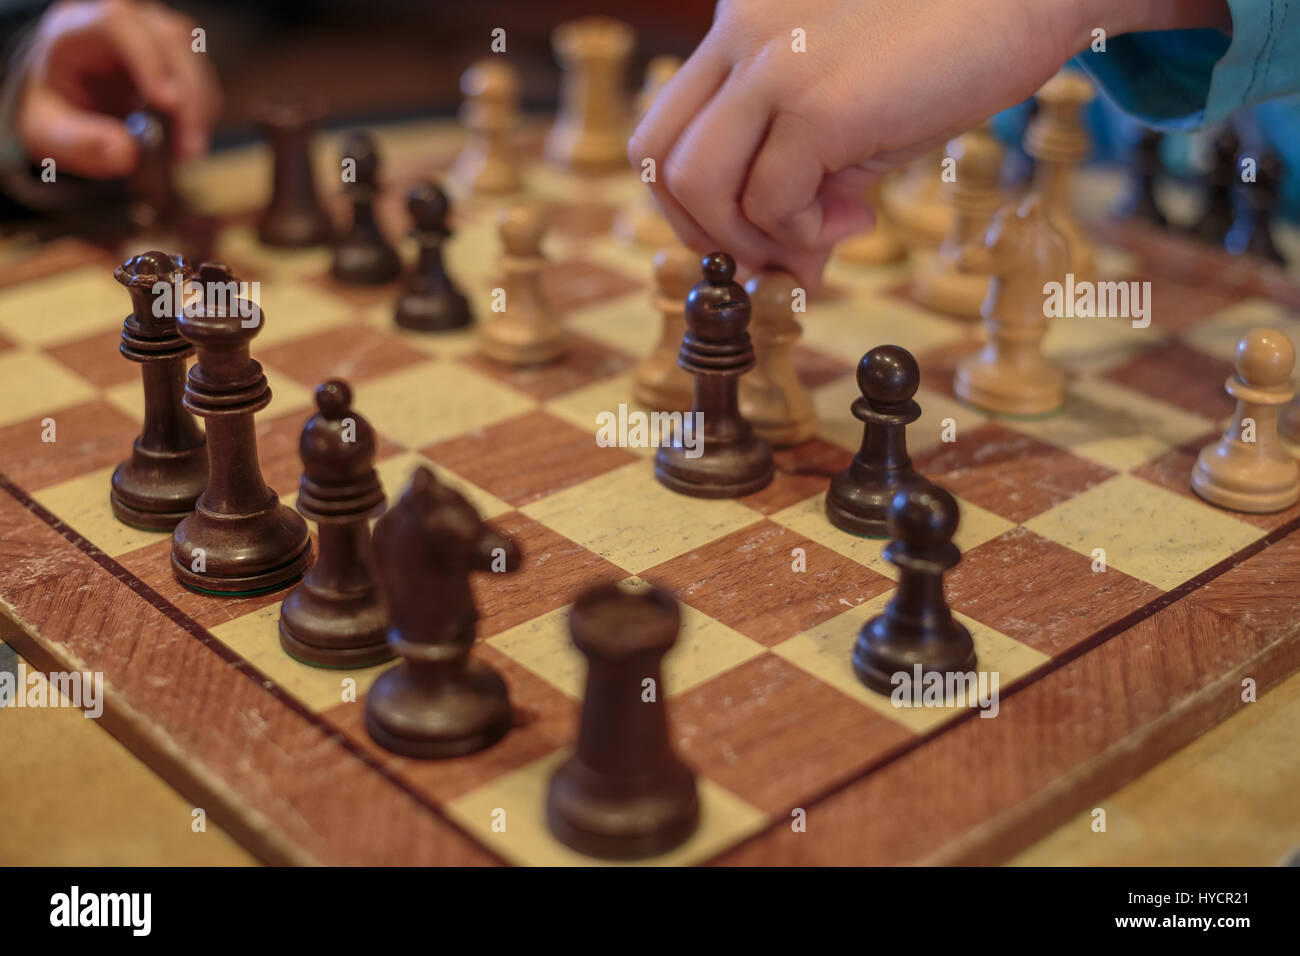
[
  {"x1": 837, "y1": 179, "x2": 907, "y2": 266},
  {"x1": 617, "y1": 55, "x2": 681, "y2": 247},
  {"x1": 451, "y1": 60, "x2": 522, "y2": 195},
  {"x1": 1192, "y1": 328, "x2": 1300, "y2": 513},
  {"x1": 545, "y1": 16, "x2": 634, "y2": 173},
  {"x1": 480, "y1": 205, "x2": 568, "y2": 365},
  {"x1": 912, "y1": 127, "x2": 1004, "y2": 318},
  {"x1": 1026, "y1": 71, "x2": 1095, "y2": 279},
  {"x1": 881, "y1": 149, "x2": 952, "y2": 248},
  {"x1": 740, "y1": 270, "x2": 816, "y2": 446},
  {"x1": 633, "y1": 245, "x2": 695, "y2": 413},
  {"x1": 953, "y1": 194, "x2": 1069, "y2": 416}
]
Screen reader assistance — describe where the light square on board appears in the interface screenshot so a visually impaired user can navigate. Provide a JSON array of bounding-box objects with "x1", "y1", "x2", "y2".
[
  {"x1": 445, "y1": 749, "x2": 769, "y2": 867},
  {"x1": 244, "y1": 279, "x2": 357, "y2": 348},
  {"x1": 31, "y1": 465, "x2": 167, "y2": 559},
  {"x1": 486, "y1": 577, "x2": 766, "y2": 699},
  {"x1": 542, "y1": 372, "x2": 657, "y2": 460},
  {"x1": 769, "y1": 491, "x2": 1015, "y2": 582},
  {"x1": 561, "y1": 294, "x2": 660, "y2": 359},
  {"x1": 214, "y1": 225, "x2": 331, "y2": 281},
  {"x1": 773, "y1": 598, "x2": 1049, "y2": 734},
  {"x1": 1023, "y1": 473, "x2": 1263, "y2": 591},
  {"x1": 519, "y1": 461, "x2": 763, "y2": 574},
  {"x1": 1179, "y1": 297, "x2": 1300, "y2": 363},
  {"x1": 799, "y1": 291, "x2": 965, "y2": 369},
  {"x1": 0, "y1": 351, "x2": 99, "y2": 427},
  {"x1": 356, "y1": 360, "x2": 537, "y2": 449},
  {"x1": 43, "y1": 326, "x2": 138, "y2": 390},
  {"x1": 209, "y1": 603, "x2": 387, "y2": 713},
  {"x1": 457, "y1": 333, "x2": 633, "y2": 402},
  {"x1": 0, "y1": 265, "x2": 123, "y2": 348}
]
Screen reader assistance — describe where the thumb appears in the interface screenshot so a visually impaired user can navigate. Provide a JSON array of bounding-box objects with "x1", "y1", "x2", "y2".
[{"x1": 17, "y1": 90, "x2": 138, "y2": 179}]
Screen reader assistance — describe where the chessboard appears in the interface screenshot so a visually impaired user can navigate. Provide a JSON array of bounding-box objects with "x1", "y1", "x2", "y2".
[{"x1": 2, "y1": 114, "x2": 1300, "y2": 866}]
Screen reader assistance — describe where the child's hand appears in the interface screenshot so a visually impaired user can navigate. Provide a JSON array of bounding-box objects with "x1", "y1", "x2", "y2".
[
  {"x1": 14, "y1": 0, "x2": 221, "y2": 178},
  {"x1": 629, "y1": 0, "x2": 1221, "y2": 288}
]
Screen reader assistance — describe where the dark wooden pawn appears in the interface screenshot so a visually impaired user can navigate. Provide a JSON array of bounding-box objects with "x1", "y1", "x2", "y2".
[
  {"x1": 110, "y1": 251, "x2": 207, "y2": 530},
  {"x1": 1115, "y1": 128, "x2": 1166, "y2": 227},
  {"x1": 547, "y1": 583, "x2": 698, "y2": 859},
  {"x1": 279, "y1": 380, "x2": 389, "y2": 668},
  {"x1": 124, "y1": 109, "x2": 183, "y2": 230},
  {"x1": 654, "y1": 251, "x2": 773, "y2": 498},
  {"x1": 1190, "y1": 128, "x2": 1239, "y2": 245},
  {"x1": 393, "y1": 181, "x2": 472, "y2": 331},
  {"x1": 365, "y1": 465, "x2": 520, "y2": 758},
  {"x1": 255, "y1": 97, "x2": 333, "y2": 247},
  {"x1": 331, "y1": 131, "x2": 401, "y2": 284},
  {"x1": 853, "y1": 484, "x2": 976, "y2": 694},
  {"x1": 171, "y1": 263, "x2": 312, "y2": 594},
  {"x1": 826, "y1": 345, "x2": 926, "y2": 537},
  {"x1": 1235, "y1": 152, "x2": 1287, "y2": 266}
]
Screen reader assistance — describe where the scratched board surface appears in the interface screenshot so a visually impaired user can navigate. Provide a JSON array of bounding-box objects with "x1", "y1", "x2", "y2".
[{"x1": 0, "y1": 118, "x2": 1298, "y2": 865}]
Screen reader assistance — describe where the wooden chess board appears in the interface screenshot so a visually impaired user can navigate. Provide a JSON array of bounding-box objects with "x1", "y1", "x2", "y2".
[{"x1": 2, "y1": 117, "x2": 1299, "y2": 866}]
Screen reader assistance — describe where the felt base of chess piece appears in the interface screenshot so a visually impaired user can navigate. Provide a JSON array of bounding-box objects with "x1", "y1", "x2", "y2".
[
  {"x1": 826, "y1": 346, "x2": 925, "y2": 537},
  {"x1": 954, "y1": 344, "x2": 1065, "y2": 417},
  {"x1": 1191, "y1": 328, "x2": 1300, "y2": 514},
  {"x1": 172, "y1": 501, "x2": 312, "y2": 595},
  {"x1": 853, "y1": 486, "x2": 976, "y2": 694},
  {"x1": 546, "y1": 584, "x2": 698, "y2": 859},
  {"x1": 911, "y1": 250, "x2": 989, "y2": 319},
  {"x1": 365, "y1": 657, "x2": 511, "y2": 758}
]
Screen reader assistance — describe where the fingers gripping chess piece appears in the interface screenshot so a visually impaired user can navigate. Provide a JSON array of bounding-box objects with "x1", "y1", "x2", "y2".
[
  {"x1": 479, "y1": 205, "x2": 568, "y2": 365},
  {"x1": 544, "y1": 16, "x2": 634, "y2": 173},
  {"x1": 331, "y1": 131, "x2": 401, "y2": 285},
  {"x1": 546, "y1": 583, "x2": 699, "y2": 859},
  {"x1": 110, "y1": 251, "x2": 208, "y2": 530},
  {"x1": 255, "y1": 95, "x2": 334, "y2": 248},
  {"x1": 279, "y1": 380, "x2": 390, "y2": 668},
  {"x1": 632, "y1": 244, "x2": 695, "y2": 413},
  {"x1": 365, "y1": 466, "x2": 521, "y2": 758},
  {"x1": 1026, "y1": 70, "x2": 1095, "y2": 279},
  {"x1": 953, "y1": 194, "x2": 1070, "y2": 416},
  {"x1": 615, "y1": 55, "x2": 681, "y2": 247},
  {"x1": 452, "y1": 59, "x2": 522, "y2": 195},
  {"x1": 825, "y1": 345, "x2": 926, "y2": 536},
  {"x1": 740, "y1": 269, "x2": 816, "y2": 446},
  {"x1": 912, "y1": 126, "x2": 1005, "y2": 318},
  {"x1": 853, "y1": 484, "x2": 976, "y2": 695},
  {"x1": 837, "y1": 179, "x2": 907, "y2": 267},
  {"x1": 393, "y1": 181, "x2": 472, "y2": 332},
  {"x1": 1191, "y1": 328, "x2": 1300, "y2": 513},
  {"x1": 171, "y1": 263, "x2": 312, "y2": 594},
  {"x1": 654, "y1": 252, "x2": 774, "y2": 498}
]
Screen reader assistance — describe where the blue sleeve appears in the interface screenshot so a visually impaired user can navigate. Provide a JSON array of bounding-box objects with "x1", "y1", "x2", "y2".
[{"x1": 1074, "y1": 0, "x2": 1300, "y2": 130}]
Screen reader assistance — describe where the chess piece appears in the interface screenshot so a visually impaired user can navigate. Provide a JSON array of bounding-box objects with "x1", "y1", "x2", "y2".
[
  {"x1": 479, "y1": 204, "x2": 568, "y2": 364},
  {"x1": 279, "y1": 380, "x2": 390, "y2": 668},
  {"x1": 911, "y1": 127, "x2": 1004, "y2": 318},
  {"x1": 853, "y1": 484, "x2": 976, "y2": 694},
  {"x1": 255, "y1": 96, "x2": 334, "y2": 247},
  {"x1": 1229, "y1": 152, "x2": 1287, "y2": 266},
  {"x1": 110, "y1": 251, "x2": 207, "y2": 530},
  {"x1": 740, "y1": 269, "x2": 816, "y2": 446},
  {"x1": 1191, "y1": 327, "x2": 1300, "y2": 513},
  {"x1": 331, "y1": 131, "x2": 400, "y2": 284},
  {"x1": 954, "y1": 194, "x2": 1069, "y2": 416},
  {"x1": 171, "y1": 263, "x2": 312, "y2": 594},
  {"x1": 654, "y1": 252, "x2": 774, "y2": 498},
  {"x1": 1114, "y1": 128, "x2": 1166, "y2": 226},
  {"x1": 365, "y1": 466, "x2": 521, "y2": 758},
  {"x1": 125, "y1": 109, "x2": 182, "y2": 230},
  {"x1": 825, "y1": 345, "x2": 926, "y2": 536},
  {"x1": 1191, "y1": 127, "x2": 1239, "y2": 247},
  {"x1": 633, "y1": 245, "x2": 695, "y2": 413},
  {"x1": 545, "y1": 16, "x2": 634, "y2": 173},
  {"x1": 837, "y1": 178, "x2": 907, "y2": 266},
  {"x1": 451, "y1": 59, "x2": 522, "y2": 195},
  {"x1": 615, "y1": 55, "x2": 680, "y2": 246},
  {"x1": 547, "y1": 583, "x2": 698, "y2": 859},
  {"x1": 881, "y1": 150, "x2": 952, "y2": 248},
  {"x1": 1026, "y1": 70, "x2": 1095, "y2": 278},
  {"x1": 393, "y1": 181, "x2": 472, "y2": 332}
]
